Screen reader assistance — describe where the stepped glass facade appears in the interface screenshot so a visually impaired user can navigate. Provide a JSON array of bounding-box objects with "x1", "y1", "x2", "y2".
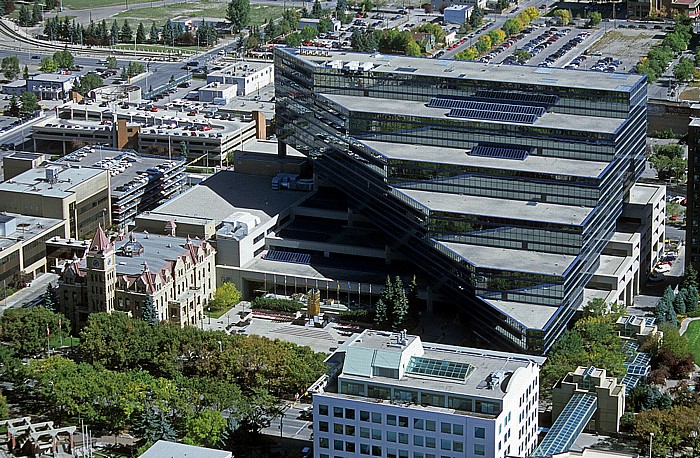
[{"x1": 275, "y1": 48, "x2": 647, "y2": 354}]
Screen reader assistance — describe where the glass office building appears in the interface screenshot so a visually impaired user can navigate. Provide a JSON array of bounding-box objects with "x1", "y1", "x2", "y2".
[{"x1": 275, "y1": 48, "x2": 647, "y2": 354}]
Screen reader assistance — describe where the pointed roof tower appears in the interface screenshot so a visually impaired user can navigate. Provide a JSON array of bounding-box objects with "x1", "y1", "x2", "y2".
[{"x1": 89, "y1": 225, "x2": 113, "y2": 254}]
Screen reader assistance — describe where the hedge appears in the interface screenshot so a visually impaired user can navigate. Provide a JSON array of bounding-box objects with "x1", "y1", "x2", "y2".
[{"x1": 251, "y1": 297, "x2": 304, "y2": 313}]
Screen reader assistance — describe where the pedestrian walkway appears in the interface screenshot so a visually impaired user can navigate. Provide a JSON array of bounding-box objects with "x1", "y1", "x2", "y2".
[
  {"x1": 272, "y1": 325, "x2": 335, "y2": 341},
  {"x1": 0, "y1": 273, "x2": 58, "y2": 315},
  {"x1": 680, "y1": 316, "x2": 700, "y2": 335}
]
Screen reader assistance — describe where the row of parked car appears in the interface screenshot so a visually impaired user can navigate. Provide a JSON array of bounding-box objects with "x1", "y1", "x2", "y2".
[
  {"x1": 589, "y1": 56, "x2": 623, "y2": 73},
  {"x1": 537, "y1": 31, "x2": 591, "y2": 67}
]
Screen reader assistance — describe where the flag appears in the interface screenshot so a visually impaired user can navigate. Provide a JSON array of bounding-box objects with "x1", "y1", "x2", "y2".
[
  {"x1": 46, "y1": 324, "x2": 50, "y2": 337},
  {"x1": 58, "y1": 319, "x2": 61, "y2": 330}
]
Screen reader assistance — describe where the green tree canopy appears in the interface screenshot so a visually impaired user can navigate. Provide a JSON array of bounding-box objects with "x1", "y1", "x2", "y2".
[
  {"x1": 1, "y1": 56, "x2": 19, "y2": 80},
  {"x1": 0, "y1": 306, "x2": 68, "y2": 356},
  {"x1": 226, "y1": 0, "x2": 250, "y2": 33},
  {"x1": 210, "y1": 282, "x2": 242, "y2": 312},
  {"x1": 19, "y1": 91, "x2": 39, "y2": 117}
]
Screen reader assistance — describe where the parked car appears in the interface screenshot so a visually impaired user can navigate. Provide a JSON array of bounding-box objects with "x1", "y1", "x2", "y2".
[{"x1": 648, "y1": 272, "x2": 665, "y2": 282}]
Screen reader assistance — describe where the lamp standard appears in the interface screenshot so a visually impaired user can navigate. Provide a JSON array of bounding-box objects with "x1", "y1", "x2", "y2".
[{"x1": 649, "y1": 432, "x2": 654, "y2": 458}]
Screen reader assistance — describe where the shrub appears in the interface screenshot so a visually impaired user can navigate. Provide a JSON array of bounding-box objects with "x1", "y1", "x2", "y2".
[
  {"x1": 339, "y1": 309, "x2": 374, "y2": 323},
  {"x1": 251, "y1": 297, "x2": 304, "y2": 313}
]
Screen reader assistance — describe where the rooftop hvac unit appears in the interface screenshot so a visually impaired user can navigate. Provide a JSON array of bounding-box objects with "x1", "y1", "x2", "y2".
[{"x1": 45, "y1": 167, "x2": 59, "y2": 183}]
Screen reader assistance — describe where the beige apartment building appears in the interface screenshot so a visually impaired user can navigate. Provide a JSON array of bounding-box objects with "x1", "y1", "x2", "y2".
[
  {"x1": 0, "y1": 161, "x2": 111, "y2": 239},
  {"x1": 58, "y1": 225, "x2": 216, "y2": 331}
]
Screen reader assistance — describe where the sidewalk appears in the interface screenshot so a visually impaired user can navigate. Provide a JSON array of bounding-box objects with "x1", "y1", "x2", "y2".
[{"x1": 0, "y1": 272, "x2": 58, "y2": 315}]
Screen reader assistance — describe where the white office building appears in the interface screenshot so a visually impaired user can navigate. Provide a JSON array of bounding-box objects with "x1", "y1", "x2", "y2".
[{"x1": 312, "y1": 330, "x2": 545, "y2": 458}]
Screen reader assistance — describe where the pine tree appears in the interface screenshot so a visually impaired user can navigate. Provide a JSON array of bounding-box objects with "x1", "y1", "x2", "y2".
[
  {"x1": 22, "y1": 65, "x2": 28, "y2": 79},
  {"x1": 663, "y1": 285, "x2": 675, "y2": 307},
  {"x1": 119, "y1": 20, "x2": 133, "y2": 43},
  {"x1": 133, "y1": 407, "x2": 176, "y2": 443},
  {"x1": 407, "y1": 275, "x2": 419, "y2": 310},
  {"x1": 18, "y1": 5, "x2": 31, "y2": 26},
  {"x1": 136, "y1": 22, "x2": 146, "y2": 43},
  {"x1": 43, "y1": 284, "x2": 57, "y2": 311},
  {"x1": 6, "y1": 95, "x2": 19, "y2": 117},
  {"x1": 142, "y1": 296, "x2": 157, "y2": 325},
  {"x1": 110, "y1": 20, "x2": 119, "y2": 45},
  {"x1": 31, "y1": 1, "x2": 41, "y2": 25},
  {"x1": 148, "y1": 22, "x2": 158, "y2": 43},
  {"x1": 682, "y1": 265, "x2": 699, "y2": 291},
  {"x1": 312, "y1": 0, "x2": 323, "y2": 17},
  {"x1": 391, "y1": 276, "x2": 409, "y2": 331},
  {"x1": 686, "y1": 285, "x2": 699, "y2": 313},
  {"x1": 374, "y1": 298, "x2": 388, "y2": 329},
  {"x1": 673, "y1": 290, "x2": 686, "y2": 314}
]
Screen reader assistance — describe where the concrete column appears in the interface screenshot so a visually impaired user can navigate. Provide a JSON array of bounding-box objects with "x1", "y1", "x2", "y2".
[
  {"x1": 278, "y1": 140, "x2": 287, "y2": 158},
  {"x1": 426, "y1": 286, "x2": 434, "y2": 314}
]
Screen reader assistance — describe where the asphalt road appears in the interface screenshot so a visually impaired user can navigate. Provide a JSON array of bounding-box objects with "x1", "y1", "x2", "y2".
[{"x1": 262, "y1": 403, "x2": 314, "y2": 442}]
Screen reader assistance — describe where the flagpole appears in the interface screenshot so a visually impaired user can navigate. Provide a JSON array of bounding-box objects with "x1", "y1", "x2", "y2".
[
  {"x1": 46, "y1": 323, "x2": 50, "y2": 354},
  {"x1": 59, "y1": 319, "x2": 62, "y2": 348}
]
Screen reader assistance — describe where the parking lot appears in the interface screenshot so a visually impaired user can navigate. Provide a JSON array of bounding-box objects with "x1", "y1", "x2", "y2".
[{"x1": 480, "y1": 25, "x2": 602, "y2": 69}]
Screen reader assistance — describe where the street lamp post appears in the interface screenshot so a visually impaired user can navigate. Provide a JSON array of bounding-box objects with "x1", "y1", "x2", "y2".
[{"x1": 649, "y1": 432, "x2": 654, "y2": 458}]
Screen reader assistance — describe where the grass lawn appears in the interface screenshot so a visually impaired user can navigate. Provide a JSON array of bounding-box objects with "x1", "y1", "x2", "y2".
[
  {"x1": 63, "y1": 0, "x2": 126, "y2": 9},
  {"x1": 112, "y1": 43, "x2": 197, "y2": 53},
  {"x1": 50, "y1": 336, "x2": 80, "y2": 349},
  {"x1": 685, "y1": 319, "x2": 700, "y2": 365},
  {"x1": 204, "y1": 308, "x2": 228, "y2": 319},
  {"x1": 113, "y1": 1, "x2": 285, "y2": 26}
]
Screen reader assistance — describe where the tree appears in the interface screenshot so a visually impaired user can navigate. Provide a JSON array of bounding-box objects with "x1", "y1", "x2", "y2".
[
  {"x1": 210, "y1": 283, "x2": 242, "y2": 312},
  {"x1": 1, "y1": 56, "x2": 19, "y2": 80},
  {"x1": 299, "y1": 25, "x2": 318, "y2": 41},
  {"x1": 19, "y1": 91, "x2": 38, "y2": 117},
  {"x1": 226, "y1": 0, "x2": 250, "y2": 33},
  {"x1": 318, "y1": 17, "x2": 333, "y2": 34},
  {"x1": 132, "y1": 407, "x2": 176, "y2": 444},
  {"x1": 53, "y1": 49, "x2": 74, "y2": 69},
  {"x1": 6, "y1": 95, "x2": 19, "y2": 117},
  {"x1": 119, "y1": 20, "x2": 133, "y2": 43},
  {"x1": 673, "y1": 56, "x2": 695, "y2": 83},
  {"x1": 110, "y1": 20, "x2": 119, "y2": 45},
  {"x1": 183, "y1": 410, "x2": 228, "y2": 447},
  {"x1": 105, "y1": 56, "x2": 118, "y2": 69},
  {"x1": 22, "y1": 65, "x2": 28, "y2": 80},
  {"x1": 454, "y1": 47, "x2": 478, "y2": 61},
  {"x1": 148, "y1": 22, "x2": 159, "y2": 43},
  {"x1": 135, "y1": 22, "x2": 146, "y2": 44},
  {"x1": 142, "y1": 296, "x2": 158, "y2": 326},
  {"x1": 684, "y1": 285, "x2": 698, "y2": 313},
  {"x1": 18, "y1": 4, "x2": 31, "y2": 26},
  {"x1": 31, "y1": 1, "x2": 41, "y2": 24},
  {"x1": 503, "y1": 18, "x2": 521, "y2": 36},
  {"x1": 79, "y1": 312, "x2": 155, "y2": 370},
  {"x1": 4, "y1": 0, "x2": 15, "y2": 15},
  {"x1": 587, "y1": 11, "x2": 602, "y2": 27},
  {"x1": 673, "y1": 290, "x2": 687, "y2": 314},
  {"x1": 629, "y1": 384, "x2": 673, "y2": 412},
  {"x1": 682, "y1": 265, "x2": 698, "y2": 291},
  {"x1": 43, "y1": 284, "x2": 58, "y2": 311},
  {"x1": 0, "y1": 306, "x2": 68, "y2": 356},
  {"x1": 179, "y1": 141, "x2": 187, "y2": 159},
  {"x1": 311, "y1": 0, "x2": 323, "y2": 17},
  {"x1": 374, "y1": 298, "x2": 388, "y2": 329},
  {"x1": 76, "y1": 73, "x2": 104, "y2": 96},
  {"x1": 391, "y1": 276, "x2": 409, "y2": 331},
  {"x1": 553, "y1": 9, "x2": 571, "y2": 25}
]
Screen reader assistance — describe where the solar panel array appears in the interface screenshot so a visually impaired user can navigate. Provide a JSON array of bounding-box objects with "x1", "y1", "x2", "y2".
[
  {"x1": 621, "y1": 374, "x2": 641, "y2": 395},
  {"x1": 532, "y1": 393, "x2": 597, "y2": 457},
  {"x1": 622, "y1": 341, "x2": 639, "y2": 358},
  {"x1": 447, "y1": 108, "x2": 538, "y2": 124},
  {"x1": 473, "y1": 90, "x2": 559, "y2": 106},
  {"x1": 264, "y1": 250, "x2": 312, "y2": 265},
  {"x1": 428, "y1": 98, "x2": 546, "y2": 116},
  {"x1": 469, "y1": 145, "x2": 529, "y2": 160},
  {"x1": 406, "y1": 356, "x2": 475, "y2": 381}
]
